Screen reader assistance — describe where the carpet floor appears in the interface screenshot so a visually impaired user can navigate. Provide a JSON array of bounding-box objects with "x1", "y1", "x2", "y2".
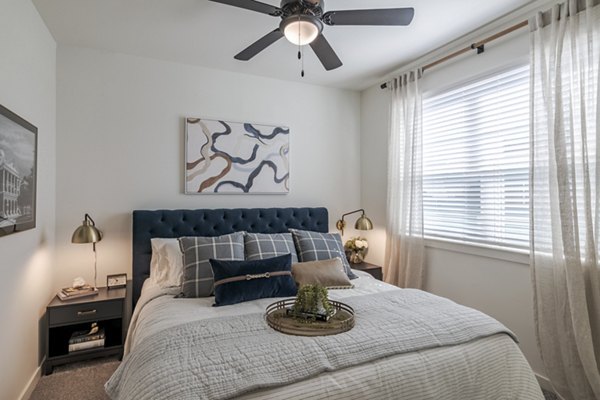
[
  {"x1": 30, "y1": 357, "x2": 119, "y2": 400},
  {"x1": 30, "y1": 357, "x2": 559, "y2": 400}
]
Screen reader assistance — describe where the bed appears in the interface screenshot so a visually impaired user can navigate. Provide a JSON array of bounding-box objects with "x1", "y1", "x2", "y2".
[{"x1": 105, "y1": 207, "x2": 543, "y2": 400}]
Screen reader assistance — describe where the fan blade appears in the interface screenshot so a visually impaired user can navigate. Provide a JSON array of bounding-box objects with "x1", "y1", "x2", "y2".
[
  {"x1": 235, "y1": 29, "x2": 283, "y2": 61},
  {"x1": 323, "y1": 8, "x2": 414, "y2": 26},
  {"x1": 310, "y1": 34, "x2": 342, "y2": 71},
  {"x1": 209, "y1": 0, "x2": 282, "y2": 16}
]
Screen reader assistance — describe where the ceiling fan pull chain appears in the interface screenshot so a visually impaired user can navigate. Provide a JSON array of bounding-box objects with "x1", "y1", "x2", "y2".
[
  {"x1": 301, "y1": 45, "x2": 305, "y2": 77},
  {"x1": 298, "y1": 14, "x2": 305, "y2": 77}
]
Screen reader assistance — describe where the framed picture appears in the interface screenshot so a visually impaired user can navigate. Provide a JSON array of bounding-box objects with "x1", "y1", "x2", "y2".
[
  {"x1": 0, "y1": 104, "x2": 37, "y2": 237},
  {"x1": 185, "y1": 117, "x2": 289, "y2": 194},
  {"x1": 106, "y1": 273, "x2": 127, "y2": 289}
]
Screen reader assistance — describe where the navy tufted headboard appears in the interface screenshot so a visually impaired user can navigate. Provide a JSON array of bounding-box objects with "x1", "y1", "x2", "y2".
[{"x1": 132, "y1": 207, "x2": 328, "y2": 307}]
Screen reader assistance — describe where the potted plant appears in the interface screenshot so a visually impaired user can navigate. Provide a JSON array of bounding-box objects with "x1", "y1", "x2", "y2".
[
  {"x1": 344, "y1": 237, "x2": 369, "y2": 264},
  {"x1": 290, "y1": 285, "x2": 334, "y2": 322}
]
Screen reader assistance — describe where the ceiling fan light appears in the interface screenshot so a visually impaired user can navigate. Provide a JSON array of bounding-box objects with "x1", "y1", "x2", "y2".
[{"x1": 284, "y1": 20, "x2": 319, "y2": 46}]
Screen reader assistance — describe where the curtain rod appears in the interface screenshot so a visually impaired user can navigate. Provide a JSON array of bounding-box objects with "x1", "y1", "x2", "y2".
[{"x1": 380, "y1": 20, "x2": 528, "y2": 89}]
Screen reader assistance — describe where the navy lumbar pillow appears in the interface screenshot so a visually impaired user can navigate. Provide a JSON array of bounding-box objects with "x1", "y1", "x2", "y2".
[{"x1": 209, "y1": 253, "x2": 297, "y2": 307}]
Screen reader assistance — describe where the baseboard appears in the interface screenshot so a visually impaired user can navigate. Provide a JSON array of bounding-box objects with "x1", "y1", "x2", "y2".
[
  {"x1": 536, "y1": 373, "x2": 553, "y2": 392},
  {"x1": 18, "y1": 360, "x2": 43, "y2": 400}
]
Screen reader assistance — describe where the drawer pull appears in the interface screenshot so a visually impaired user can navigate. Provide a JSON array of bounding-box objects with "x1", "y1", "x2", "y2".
[{"x1": 77, "y1": 309, "x2": 97, "y2": 316}]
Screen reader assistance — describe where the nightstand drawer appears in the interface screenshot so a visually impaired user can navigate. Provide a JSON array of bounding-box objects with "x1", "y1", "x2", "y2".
[{"x1": 48, "y1": 299, "x2": 123, "y2": 326}]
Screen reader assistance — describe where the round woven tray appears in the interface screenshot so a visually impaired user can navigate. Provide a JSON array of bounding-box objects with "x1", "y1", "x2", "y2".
[{"x1": 265, "y1": 299, "x2": 355, "y2": 336}]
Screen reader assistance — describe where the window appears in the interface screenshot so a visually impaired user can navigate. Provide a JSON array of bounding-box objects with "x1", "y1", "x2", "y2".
[{"x1": 422, "y1": 65, "x2": 530, "y2": 250}]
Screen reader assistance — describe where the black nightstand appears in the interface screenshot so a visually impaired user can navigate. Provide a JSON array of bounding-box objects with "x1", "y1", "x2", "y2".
[
  {"x1": 351, "y1": 261, "x2": 383, "y2": 281},
  {"x1": 44, "y1": 282, "x2": 131, "y2": 375}
]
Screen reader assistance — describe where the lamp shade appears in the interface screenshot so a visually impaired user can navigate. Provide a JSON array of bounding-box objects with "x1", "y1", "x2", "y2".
[
  {"x1": 71, "y1": 214, "x2": 102, "y2": 244},
  {"x1": 284, "y1": 19, "x2": 319, "y2": 45},
  {"x1": 280, "y1": 16, "x2": 323, "y2": 46},
  {"x1": 354, "y1": 214, "x2": 373, "y2": 231}
]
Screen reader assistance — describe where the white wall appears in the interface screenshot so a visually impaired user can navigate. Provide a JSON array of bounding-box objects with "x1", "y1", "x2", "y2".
[
  {"x1": 55, "y1": 45, "x2": 362, "y2": 289},
  {"x1": 0, "y1": 0, "x2": 56, "y2": 399},
  {"x1": 360, "y1": 31, "x2": 546, "y2": 377}
]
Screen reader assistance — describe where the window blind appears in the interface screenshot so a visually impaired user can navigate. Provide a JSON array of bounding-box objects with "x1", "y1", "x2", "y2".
[{"x1": 422, "y1": 65, "x2": 530, "y2": 250}]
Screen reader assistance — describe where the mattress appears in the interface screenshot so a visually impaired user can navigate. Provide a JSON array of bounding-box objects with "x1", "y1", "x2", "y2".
[{"x1": 111, "y1": 271, "x2": 543, "y2": 400}]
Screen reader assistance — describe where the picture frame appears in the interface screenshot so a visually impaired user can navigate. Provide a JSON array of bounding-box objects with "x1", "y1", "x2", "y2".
[
  {"x1": 106, "y1": 273, "x2": 127, "y2": 290},
  {"x1": 184, "y1": 117, "x2": 290, "y2": 194},
  {"x1": 0, "y1": 104, "x2": 37, "y2": 237}
]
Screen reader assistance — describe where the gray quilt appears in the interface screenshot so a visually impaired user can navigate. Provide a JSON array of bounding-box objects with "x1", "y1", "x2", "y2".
[{"x1": 105, "y1": 289, "x2": 516, "y2": 400}]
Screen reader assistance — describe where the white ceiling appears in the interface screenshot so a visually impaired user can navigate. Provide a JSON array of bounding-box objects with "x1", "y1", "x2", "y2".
[{"x1": 33, "y1": 0, "x2": 533, "y2": 90}]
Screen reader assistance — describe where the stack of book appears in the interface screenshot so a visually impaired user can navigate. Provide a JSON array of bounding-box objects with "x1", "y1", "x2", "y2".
[
  {"x1": 68, "y1": 327, "x2": 105, "y2": 353},
  {"x1": 56, "y1": 285, "x2": 98, "y2": 301}
]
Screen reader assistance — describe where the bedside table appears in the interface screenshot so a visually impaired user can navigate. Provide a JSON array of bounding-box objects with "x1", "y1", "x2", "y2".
[
  {"x1": 351, "y1": 261, "x2": 383, "y2": 281},
  {"x1": 43, "y1": 282, "x2": 131, "y2": 375}
]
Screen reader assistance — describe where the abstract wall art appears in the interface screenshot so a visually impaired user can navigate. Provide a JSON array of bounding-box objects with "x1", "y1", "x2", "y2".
[
  {"x1": 185, "y1": 118, "x2": 289, "y2": 194},
  {"x1": 0, "y1": 104, "x2": 37, "y2": 237}
]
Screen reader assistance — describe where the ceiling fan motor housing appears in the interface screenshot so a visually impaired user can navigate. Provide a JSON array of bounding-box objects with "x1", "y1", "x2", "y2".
[{"x1": 280, "y1": 0, "x2": 324, "y2": 18}]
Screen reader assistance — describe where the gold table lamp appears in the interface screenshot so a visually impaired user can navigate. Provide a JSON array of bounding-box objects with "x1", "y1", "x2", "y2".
[{"x1": 72, "y1": 213, "x2": 102, "y2": 289}]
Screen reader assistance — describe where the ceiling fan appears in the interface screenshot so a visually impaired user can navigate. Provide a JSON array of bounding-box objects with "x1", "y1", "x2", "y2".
[{"x1": 209, "y1": 0, "x2": 415, "y2": 71}]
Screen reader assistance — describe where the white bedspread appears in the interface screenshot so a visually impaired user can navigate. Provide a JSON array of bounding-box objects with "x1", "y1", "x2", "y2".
[{"x1": 109, "y1": 271, "x2": 543, "y2": 400}]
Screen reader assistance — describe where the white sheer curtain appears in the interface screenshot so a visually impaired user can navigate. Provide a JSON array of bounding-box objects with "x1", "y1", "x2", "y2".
[
  {"x1": 384, "y1": 70, "x2": 425, "y2": 289},
  {"x1": 530, "y1": 1, "x2": 600, "y2": 399}
]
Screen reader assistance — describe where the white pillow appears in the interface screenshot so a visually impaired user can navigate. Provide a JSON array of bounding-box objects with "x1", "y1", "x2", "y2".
[{"x1": 150, "y1": 238, "x2": 183, "y2": 288}]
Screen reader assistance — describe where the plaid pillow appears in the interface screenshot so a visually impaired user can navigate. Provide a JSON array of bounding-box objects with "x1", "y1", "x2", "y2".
[
  {"x1": 289, "y1": 229, "x2": 358, "y2": 280},
  {"x1": 244, "y1": 233, "x2": 298, "y2": 264},
  {"x1": 178, "y1": 232, "x2": 245, "y2": 298}
]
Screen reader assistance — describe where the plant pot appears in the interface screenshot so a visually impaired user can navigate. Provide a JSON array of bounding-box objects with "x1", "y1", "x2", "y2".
[{"x1": 348, "y1": 251, "x2": 365, "y2": 264}]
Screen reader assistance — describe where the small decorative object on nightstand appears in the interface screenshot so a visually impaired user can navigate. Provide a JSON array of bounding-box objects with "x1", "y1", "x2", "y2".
[
  {"x1": 344, "y1": 237, "x2": 369, "y2": 264},
  {"x1": 352, "y1": 261, "x2": 383, "y2": 281},
  {"x1": 107, "y1": 273, "x2": 127, "y2": 289},
  {"x1": 44, "y1": 282, "x2": 131, "y2": 375}
]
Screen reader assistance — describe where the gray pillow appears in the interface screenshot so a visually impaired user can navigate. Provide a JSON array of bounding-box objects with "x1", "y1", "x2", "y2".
[
  {"x1": 289, "y1": 229, "x2": 358, "y2": 280},
  {"x1": 179, "y1": 232, "x2": 245, "y2": 298},
  {"x1": 292, "y1": 258, "x2": 353, "y2": 289},
  {"x1": 244, "y1": 232, "x2": 298, "y2": 263}
]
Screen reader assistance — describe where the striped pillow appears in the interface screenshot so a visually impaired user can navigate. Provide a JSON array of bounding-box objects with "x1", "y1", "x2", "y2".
[
  {"x1": 244, "y1": 233, "x2": 298, "y2": 263},
  {"x1": 289, "y1": 229, "x2": 358, "y2": 280},
  {"x1": 178, "y1": 232, "x2": 245, "y2": 298}
]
